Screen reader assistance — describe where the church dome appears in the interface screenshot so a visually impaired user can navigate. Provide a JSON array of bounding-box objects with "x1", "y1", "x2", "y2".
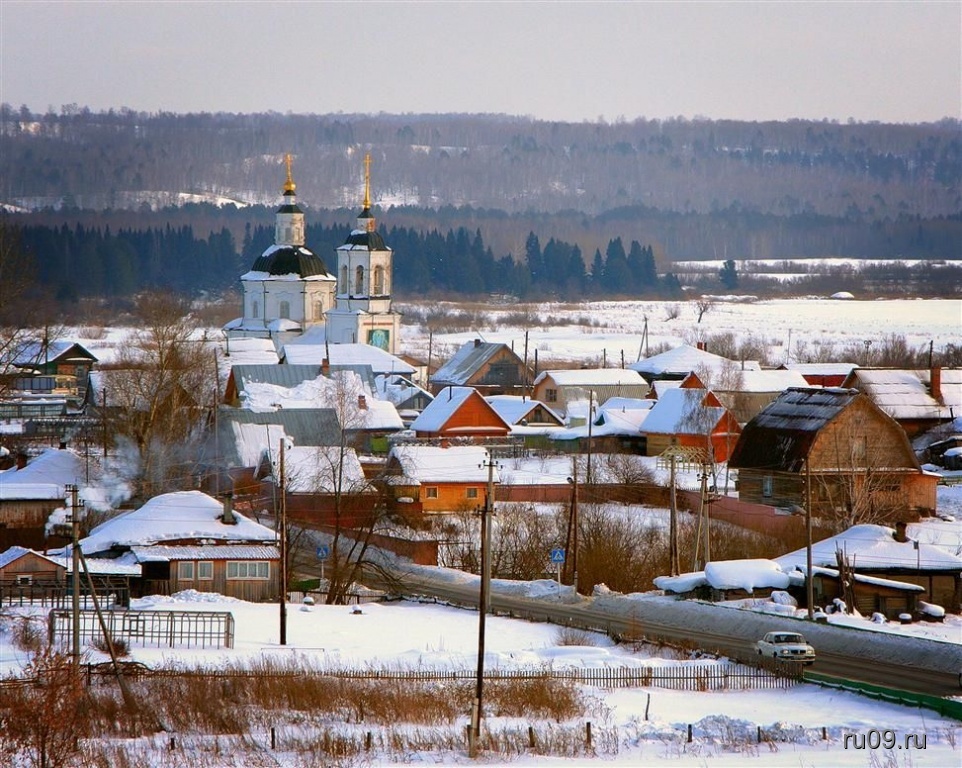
[
  {"x1": 343, "y1": 229, "x2": 388, "y2": 250},
  {"x1": 251, "y1": 245, "x2": 332, "y2": 277}
]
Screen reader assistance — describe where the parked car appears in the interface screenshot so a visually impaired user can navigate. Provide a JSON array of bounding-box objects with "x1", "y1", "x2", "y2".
[{"x1": 755, "y1": 631, "x2": 816, "y2": 664}]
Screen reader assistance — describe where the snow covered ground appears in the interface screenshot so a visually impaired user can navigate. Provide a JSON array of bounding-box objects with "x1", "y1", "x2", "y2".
[{"x1": 2, "y1": 589, "x2": 959, "y2": 766}]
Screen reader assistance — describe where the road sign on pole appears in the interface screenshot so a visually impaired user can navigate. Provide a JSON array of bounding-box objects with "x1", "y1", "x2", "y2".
[
  {"x1": 550, "y1": 548, "x2": 565, "y2": 563},
  {"x1": 316, "y1": 545, "x2": 331, "y2": 560}
]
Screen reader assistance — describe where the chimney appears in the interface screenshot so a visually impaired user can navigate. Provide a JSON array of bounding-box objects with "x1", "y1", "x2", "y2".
[
  {"x1": 222, "y1": 492, "x2": 236, "y2": 525},
  {"x1": 474, "y1": 338, "x2": 482, "y2": 347},
  {"x1": 931, "y1": 366, "x2": 943, "y2": 404},
  {"x1": 321, "y1": 358, "x2": 330, "y2": 377},
  {"x1": 893, "y1": 521, "x2": 909, "y2": 543},
  {"x1": 358, "y1": 394, "x2": 367, "y2": 410},
  {"x1": 696, "y1": 341, "x2": 705, "y2": 351},
  {"x1": 16, "y1": 452, "x2": 27, "y2": 470}
]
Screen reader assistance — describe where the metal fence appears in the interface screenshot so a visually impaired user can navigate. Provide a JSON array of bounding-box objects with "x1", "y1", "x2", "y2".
[{"x1": 47, "y1": 609, "x2": 235, "y2": 650}]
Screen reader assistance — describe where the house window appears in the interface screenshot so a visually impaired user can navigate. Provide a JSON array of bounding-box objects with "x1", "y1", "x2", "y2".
[
  {"x1": 373, "y1": 265, "x2": 384, "y2": 294},
  {"x1": 178, "y1": 561, "x2": 195, "y2": 580},
  {"x1": 355, "y1": 265, "x2": 365, "y2": 294},
  {"x1": 545, "y1": 388, "x2": 558, "y2": 403},
  {"x1": 227, "y1": 561, "x2": 269, "y2": 580},
  {"x1": 279, "y1": 300, "x2": 291, "y2": 320},
  {"x1": 15, "y1": 575, "x2": 32, "y2": 586},
  {"x1": 466, "y1": 487, "x2": 479, "y2": 499},
  {"x1": 762, "y1": 476, "x2": 773, "y2": 498},
  {"x1": 424, "y1": 487, "x2": 439, "y2": 499},
  {"x1": 340, "y1": 265, "x2": 348, "y2": 293},
  {"x1": 198, "y1": 561, "x2": 213, "y2": 580}
]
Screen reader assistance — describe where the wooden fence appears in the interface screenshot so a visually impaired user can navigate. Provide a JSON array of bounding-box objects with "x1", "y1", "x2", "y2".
[{"x1": 68, "y1": 660, "x2": 797, "y2": 692}]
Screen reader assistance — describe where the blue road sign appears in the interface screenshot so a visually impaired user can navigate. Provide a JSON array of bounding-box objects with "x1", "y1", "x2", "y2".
[
  {"x1": 549, "y1": 548, "x2": 565, "y2": 563},
  {"x1": 316, "y1": 545, "x2": 331, "y2": 560}
]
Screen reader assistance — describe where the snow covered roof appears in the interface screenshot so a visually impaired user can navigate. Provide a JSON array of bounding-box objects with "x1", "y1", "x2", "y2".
[
  {"x1": 281, "y1": 342, "x2": 414, "y2": 375},
  {"x1": 843, "y1": 368, "x2": 962, "y2": 420},
  {"x1": 230, "y1": 365, "x2": 321, "y2": 400},
  {"x1": 533, "y1": 368, "x2": 645, "y2": 387},
  {"x1": 259, "y1": 445, "x2": 367, "y2": 493},
  {"x1": 387, "y1": 444, "x2": 496, "y2": 484},
  {"x1": 375, "y1": 374, "x2": 434, "y2": 409},
  {"x1": 0, "y1": 545, "x2": 64, "y2": 569},
  {"x1": 484, "y1": 395, "x2": 563, "y2": 426},
  {"x1": 723, "y1": 369, "x2": 810, "y2": 393},
  {"x1": 551, "y1": 398, "x2": 654, "y2": 439},
  {"x1": 12, "y1": 340, "x2": 97, "y2": 366},
  {"x1": 79, "y1": 490, "x2": 277, "y2": 556},
  {"x1": 789, "y1": 564, "x2": 926, "y2": 592},
  {"x1": 629, "y1": 344, "x2": 760, "y2": 379},
  {"x1": 410, "y1": 386, "x2": 511, "y2": 434},
  {"x1": 431, "y1": 340, "x2": 519, "y2": 386},
  {"x1": 0, "y1": 448, "x2": 83, "y2": 500},
  {"x1": 130, "y1": 544, "x2": 280, "y2": 562},
  {"x1": 248, "y1": 244, "x2": 335, "y2": 279},
  {"x1": 640, "y1": 387, "x2": 728, "y2": 436},
  {"x1": 209, "y1": 409, "x2": 342, "y2": 468},
  {"x1": 782, "y1": 362, "x2": 859, "y2": 377},
  {"x1": 776, "y1": 524, "x2": 962, "y2": 572}
]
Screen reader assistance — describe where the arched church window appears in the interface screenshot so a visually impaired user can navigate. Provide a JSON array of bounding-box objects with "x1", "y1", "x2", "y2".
[
  {"x1": 355, "y1": 265, "x2": 365, "y2": 295},
  {"x1": 252, "y1": 300, "x2": 259, "y2": 319},
  {"x1": 279, "y1": 301, "x2": 291, "y2": 320},
  {"x1": 373, "y1": 265, "x2": 384, "y2": 295},
  {"x1": 340, "y1": 266, "x2": 348, "y2": 293},
  {"x1": 314, "y1": 300, "x2": 323, "y2": 319}
]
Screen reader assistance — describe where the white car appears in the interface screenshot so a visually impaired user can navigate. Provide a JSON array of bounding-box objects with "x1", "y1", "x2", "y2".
[{"x1": 755, "y1": 631, "x2": 816, "y2": 664}]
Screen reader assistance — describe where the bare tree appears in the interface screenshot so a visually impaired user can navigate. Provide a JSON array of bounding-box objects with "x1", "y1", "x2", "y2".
[
  {"x1": 107, "y1": 293, "x2": 214, "y2": 497},
  {"x1": 694, "y1": 297, "x2": 714, "y2": 324}
]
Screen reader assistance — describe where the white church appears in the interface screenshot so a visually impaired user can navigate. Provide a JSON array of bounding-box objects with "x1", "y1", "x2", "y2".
[{"x1": 225, "y1": 154, "x2": 402, "y2": 353}]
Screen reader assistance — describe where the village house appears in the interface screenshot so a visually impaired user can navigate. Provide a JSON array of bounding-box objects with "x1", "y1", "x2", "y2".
[
  {"x1": 0, "y1": 448, "x2": 84, "y2": 550},
  {"x1": 775, "y1": 522, "x2": 962, "y2": 616},
  {"x1": 729, "y1": 388, "x2": 938, "y2": 524},
  {"x1": 531, "y1": 368, "x2": 649, "y2": 417},
  {"x1": 384, "y1": 444, "x2": 497, "y2": 513},
  {"x1": 430, "y1": 339, "x2": 532, "y2": 397},
  {"x1": 75, "y1": 490, "x2": 280, "y2": 602},
  {"x1": 409, "y1": 386, "x2": 512, "y2": 440},
  {"x1": 640, "y1": 375, "x2": 742, "y2": 462},
  {"x1": 778, "y1": 362, "x2": 858, "y2": 388},
  {"x1": 840, "y1": 367, "x2": 962, "y2": 439},
  {"x1": 712, "y1": 368, "x2": 810, "y2": 425},
  {"x1": 8, "y1": 340, "x2": 98, "y2": 403},
  {"x1": 550, "y1": 396, "x2": 653, "y2": 454}
]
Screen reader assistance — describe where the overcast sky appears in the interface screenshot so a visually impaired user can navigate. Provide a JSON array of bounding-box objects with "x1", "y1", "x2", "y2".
[{"x1": 2, "y1": 1, "x2": 959, "y2": 124}]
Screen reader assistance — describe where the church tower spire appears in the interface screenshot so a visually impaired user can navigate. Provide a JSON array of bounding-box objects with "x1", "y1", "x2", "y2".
[
  {"x1": 357, "y1": 152, "x2": 375, "y2": 233},
  {"x1": 276, "y1": 153, "x2": 305, "y2": 247}
]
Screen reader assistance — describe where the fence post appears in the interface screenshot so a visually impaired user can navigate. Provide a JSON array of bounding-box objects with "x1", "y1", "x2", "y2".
[
  {"x1": 528, "y1": 725, "x2": 535, "y2": 749},
  {"x1": 687, "y1": 724, "x2": 692, "y2": 743},
  {"x1": 644, "y1": 692, "x2": 651, "y2": 721},
  {"x1": 586, "y1": 722, "x2": 592, "y2": 748},
  {"x1": 366, "y1": 732, "x2": 372, "y2": 752},
  {"x1": 271, "y1": 727, "x2": 276, "y2": 750}
]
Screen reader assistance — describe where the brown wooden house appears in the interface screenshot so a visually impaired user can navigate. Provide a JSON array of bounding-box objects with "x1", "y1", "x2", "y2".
[
  {"x1": 430, "y1": 339, "x2": 532, "y2": 396},
  {"x1": 78, "y1": 490, "x2": 280, "y2": 602},
  {"x1": 729, "y1": 388, "x2": 938, "y2": 524},
  {"x1": 384, "y1": 444, "x2": 495, "y2": 513}
]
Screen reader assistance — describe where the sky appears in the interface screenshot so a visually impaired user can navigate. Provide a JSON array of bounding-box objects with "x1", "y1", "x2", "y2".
[{"x1": 1, "y1": 1, "x2": 959, "y2": 124}]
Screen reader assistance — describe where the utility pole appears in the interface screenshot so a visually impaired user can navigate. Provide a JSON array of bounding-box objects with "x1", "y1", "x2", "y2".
[
  {"x1": 571, "y1": 458, "x2": 579, "y2": 594},
  {"x1": 668, "y1": 454, "x2": 679, "y2": 576},
  {"x1": 472, "y1": 452, "x2": 498, "y2": 756},
  {"x1": 585, "y1": 391, "x2": 594, "y2": 486},
  {"x1": 102, "y1": 387, "x2": 108, "y2": 460},
  {"x1": 279, "y1": 438, "x2": 288, "y2": 646},
  {"x1": 522, "y1": 330, "x2": 529, "y2": 401},
  {"x1": 68, "y1": 484, "x2": 81, "y2": 668},
  {"x1": 806, "y1": 457, "x2": 814, "y2": 620}
]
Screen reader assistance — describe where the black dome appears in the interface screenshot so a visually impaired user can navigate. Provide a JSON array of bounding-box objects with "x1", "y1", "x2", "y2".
[
  {"x1": 343, "y1": 230, "x2": 388, "y2": 250},
  {"x1": 252, "y1": 246, "x2": 331, "y2": 277}
]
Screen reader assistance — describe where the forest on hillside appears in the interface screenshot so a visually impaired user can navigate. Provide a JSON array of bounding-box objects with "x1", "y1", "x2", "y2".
[{"x1": 2, "y1": 107, "x2": 960, "y2": 306}]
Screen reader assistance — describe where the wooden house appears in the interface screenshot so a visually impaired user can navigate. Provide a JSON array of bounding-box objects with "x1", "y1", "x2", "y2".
[
  {"x1": 531, "y1": 368, "x2": 649, "y2": 417},
  {"x1": 0, "y1": 448, "x2": 83, "y2": 550},
  {"x1": 713, "y1": 368, "x2": 810, "y2": 425},
  {"x1": 776, "y1": 523, "x2": 962, "y2": 615},
  {"x1": 840, "y1": 367, "x2": 962, "y2": 439},
  {"x1": 409, "y1": 386, "x2": 511, "y2": 440},
  {"x1": 640, "y1": 375, "x2": 742, "y2": 462},
  {"x1": 78, "y1": 490, "x2": 280, "y2": 602},
  {"x1": 0, "y1": 546, "x2": 65, "y2": 586},
  {"x1": 8, "y1": 340, "x2": 97, "y2": 403},
  {"x1": 384, "y1": 444, "x2": 496, "y2": 512},
  {"x1": 430, "y1": 339, "x2": 532, "y2": 396},
  {"x1": 729, "y1": 388, "x2": 938, "y2": 522}
]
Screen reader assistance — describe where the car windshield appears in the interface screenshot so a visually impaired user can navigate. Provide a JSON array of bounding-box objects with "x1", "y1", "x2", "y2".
[{"x1": 774, "y1": 634, "x2": 805, "y2": 643}]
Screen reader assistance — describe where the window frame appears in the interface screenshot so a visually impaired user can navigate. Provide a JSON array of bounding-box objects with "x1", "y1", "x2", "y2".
[
  {"x1": 424, "y1": 486, "x2": 439, "y2": 499},
  {"x1": 177, "y1": 561, "x2": 195, "y2": 581},
  {"x1": 226, "y1": 561, "x2": 270, "y2": 580}
]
